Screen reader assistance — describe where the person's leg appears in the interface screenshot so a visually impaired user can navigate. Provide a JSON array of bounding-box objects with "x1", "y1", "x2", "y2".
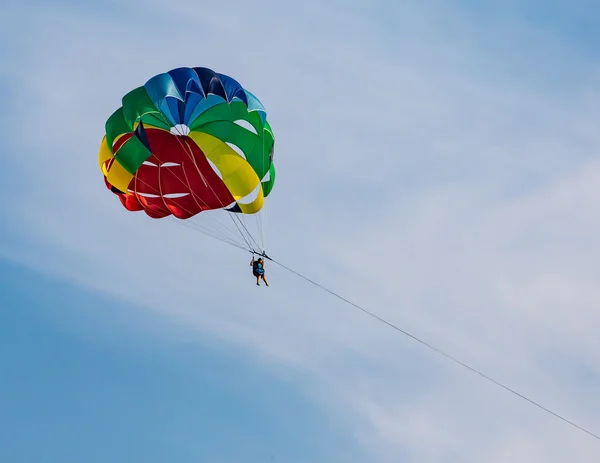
[
  {"x1": 256, "y1": 274, "x2": 261, "y2": 285},
  {"x1": 262, "y1": 274, "x2": 269, "y2": 286}
]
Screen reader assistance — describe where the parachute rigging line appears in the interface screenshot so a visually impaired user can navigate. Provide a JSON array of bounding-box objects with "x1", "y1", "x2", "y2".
[{"x1": 268, "y1": 257, "x2": 600, "y2": 443}]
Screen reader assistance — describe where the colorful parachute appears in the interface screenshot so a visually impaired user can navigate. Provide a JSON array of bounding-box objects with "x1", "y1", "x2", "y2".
[{"x1": 98, "y1": 67, "x2": 275, "y2": 221}]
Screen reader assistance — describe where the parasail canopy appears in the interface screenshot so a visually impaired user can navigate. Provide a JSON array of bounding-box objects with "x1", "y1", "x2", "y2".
[{"x1": 98, "y1": 66, "x2": 276, "y2": 253}]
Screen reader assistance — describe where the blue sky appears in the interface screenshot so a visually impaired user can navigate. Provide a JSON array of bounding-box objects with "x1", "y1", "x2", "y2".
[
  {"x1": 2, "y1": 0, "x2": 600, "y2": 461},
  {"x1": 0, "y1": 258, "x2": 358, "y2": 462}
]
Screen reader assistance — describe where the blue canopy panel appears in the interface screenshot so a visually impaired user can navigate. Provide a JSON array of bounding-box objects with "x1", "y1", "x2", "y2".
[
  {"x1": 140, "y1": 67, "x2": 262, "y2": 128},
  {"x1": 144, "y1": 72, "x2": 184, "y2": 126},
  {"x1": 216, "y1": 72, "x2": 248, "y2": 105},
  {"x1": 167, "y1": 67, "x2": 202, "y2": 98},
  {"x1": 193, "y1": 67, "x2": 227, "y2": 100},
  {"x1": 243, "y1": 89, "x2": 267, "y2": 125}
]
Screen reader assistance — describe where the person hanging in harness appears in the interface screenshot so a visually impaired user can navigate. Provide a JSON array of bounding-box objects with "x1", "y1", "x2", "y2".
[{"x1": 250, "y1": 255, "x2": 269, "y2": 286}]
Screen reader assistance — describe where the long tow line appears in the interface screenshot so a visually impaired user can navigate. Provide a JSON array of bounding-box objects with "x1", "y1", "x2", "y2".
[{"x1": 250, "y1": 249, "x2": 600, "y2": 443}]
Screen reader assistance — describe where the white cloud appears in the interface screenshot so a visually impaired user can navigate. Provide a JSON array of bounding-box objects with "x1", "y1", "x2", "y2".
[{"x1": 3, "y1": 0, "x2": 600, "y2": 460}]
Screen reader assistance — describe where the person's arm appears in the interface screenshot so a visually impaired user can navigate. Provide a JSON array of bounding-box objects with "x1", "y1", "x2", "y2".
[{"x1": 250, "y1": 257, "x2": 254, "y2": 265}]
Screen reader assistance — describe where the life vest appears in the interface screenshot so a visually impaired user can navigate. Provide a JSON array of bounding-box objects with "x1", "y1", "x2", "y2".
[{"x1": 253, "y1": 261, "x2": 264, "y2": 275}]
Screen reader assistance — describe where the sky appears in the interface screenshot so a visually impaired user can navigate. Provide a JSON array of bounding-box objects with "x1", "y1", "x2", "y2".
[{"x1": 1, "y1": 0, "x2": 600, "y2": 461}]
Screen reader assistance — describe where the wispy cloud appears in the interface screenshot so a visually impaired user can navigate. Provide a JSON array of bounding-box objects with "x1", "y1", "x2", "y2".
[{"x1": 3, "y1": 0, "x2": 600, "y2": 460}]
